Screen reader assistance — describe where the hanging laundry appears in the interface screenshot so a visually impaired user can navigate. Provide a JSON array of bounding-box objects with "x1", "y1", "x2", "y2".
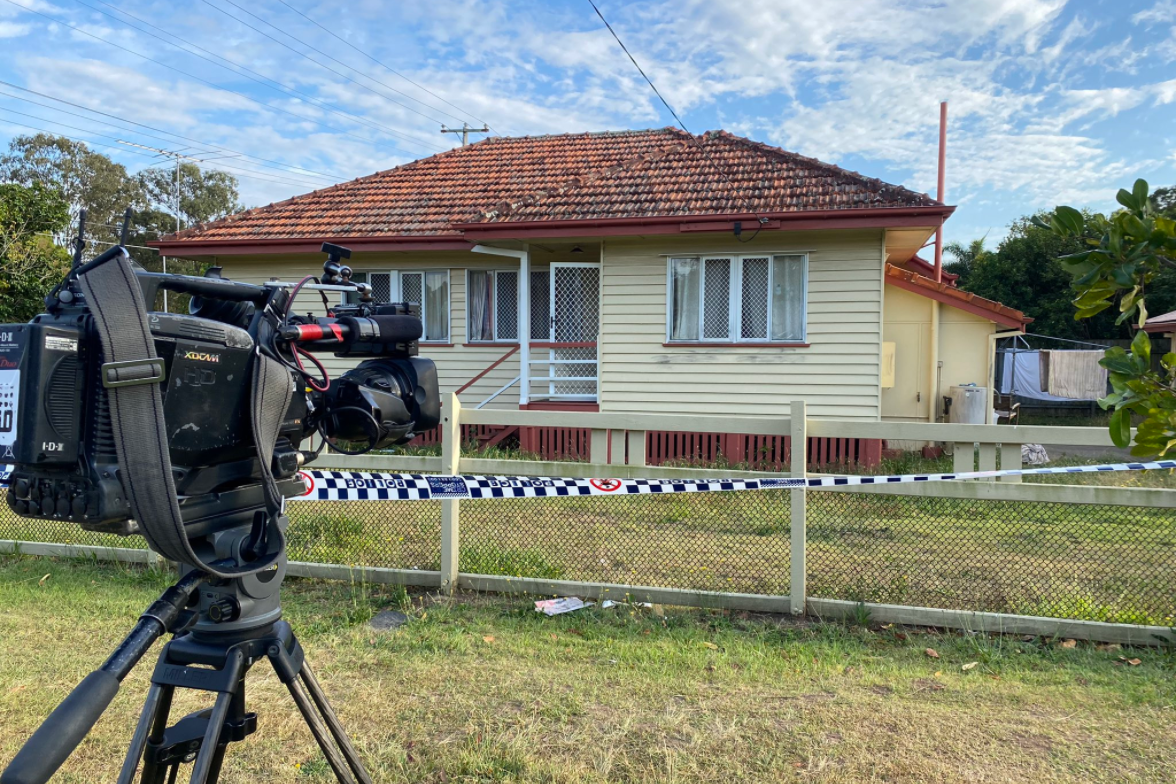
[{"x1": 1040, "y1": 350, "x2": 1107, "y2": 400}]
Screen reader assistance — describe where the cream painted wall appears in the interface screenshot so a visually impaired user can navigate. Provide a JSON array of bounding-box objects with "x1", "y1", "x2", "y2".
[
  {"x1": 207, "y1": 228, "x2": 890, "y2": 419},
  {"x1": 599, "y1": 229, "x2": 887, "y2": 420},
  {"x1": 881, "y1": 285, "x2": 997, "y2": 422}
]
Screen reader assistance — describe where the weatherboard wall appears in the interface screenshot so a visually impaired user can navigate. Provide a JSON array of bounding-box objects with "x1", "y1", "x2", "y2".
[
  {"x1": 597, "y1": 229, "x2": 887, "y2": 420},
  {"x1": 208, "y1": 229, "x2": 889, "y2": 419}
]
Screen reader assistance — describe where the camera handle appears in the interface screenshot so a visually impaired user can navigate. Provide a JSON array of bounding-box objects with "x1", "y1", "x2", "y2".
[{"x1": 0, "y1": 569, "x2": 209, "y2": 784}]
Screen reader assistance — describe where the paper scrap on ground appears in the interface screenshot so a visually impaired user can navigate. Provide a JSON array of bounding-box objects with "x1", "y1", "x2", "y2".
[{"x1": 535, "y1": 597, "x2": 595, "y2": 616}]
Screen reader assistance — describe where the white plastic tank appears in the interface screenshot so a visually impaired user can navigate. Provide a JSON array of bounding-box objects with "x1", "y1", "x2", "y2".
[{"x1": 948, "y1": 385, "x2": 987, "y2": 424}]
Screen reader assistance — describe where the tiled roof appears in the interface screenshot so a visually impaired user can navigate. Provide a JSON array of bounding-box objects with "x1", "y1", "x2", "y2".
[
  {"x1": 901, "y1": 254, "x2": 959, "y2": 285},
  {"x1": 886, "y1": 264, "x2": 1030, "y2": 329},
  {"x1": 164, "y1": 128, "x2": 941, "y2": 243}
]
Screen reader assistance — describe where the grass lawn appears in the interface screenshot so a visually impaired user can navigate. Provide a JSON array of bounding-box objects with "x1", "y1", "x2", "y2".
[{"x1": 1, "y1": 557, "x2": 1174, "y2": 783}]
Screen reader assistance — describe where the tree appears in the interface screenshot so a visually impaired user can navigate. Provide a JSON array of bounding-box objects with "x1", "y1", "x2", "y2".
[
  {"x1": 1153, "y1": 186, "x2": 1176, "y2": 219},
  {"x1": 1037, "y1": 180, "x2": 1176, "y2": 456},
  {"x1": 0, "y1": 134, "x2": 144, "y2": 243},
  {"x1": 949, "y1": 215, "x2": 1149, "y2": 340},
  {"x1": 135, "y1": 162, "x2": 243, "y2": 231},
  {"x1": 943, "y1": 237, "x2": 993, "y2": 288},
  {"x1": 0, "y1": 135, "x2": 245, "y2": 312},
  {"x1": 0, "y1": 182, "x2": 72, "y2": 322}
]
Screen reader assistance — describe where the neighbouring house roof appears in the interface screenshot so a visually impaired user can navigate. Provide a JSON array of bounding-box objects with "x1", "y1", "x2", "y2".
[
  {"x1": 885, "y1": 264, "x2": 1031, "y2": 330},
  {"x1": 1143, "y1": 309, "x2": 1176, "y2": 333},
  {"x1": 155, "y1": 128, "x2": 950, "y2": 255},
  {"x1": 901, "y1": 254, "x2": 959, "y2": 285}
]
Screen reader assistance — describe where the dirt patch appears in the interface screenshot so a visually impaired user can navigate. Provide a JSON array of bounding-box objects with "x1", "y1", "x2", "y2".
[{"x1": 1010, "y1": 732, "x2": 1055, "y2": 755}]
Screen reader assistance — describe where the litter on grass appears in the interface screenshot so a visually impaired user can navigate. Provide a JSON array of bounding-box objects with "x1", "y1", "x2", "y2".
[{"x1": 535, "y1": 597, "x2": 595, "y2": 616}]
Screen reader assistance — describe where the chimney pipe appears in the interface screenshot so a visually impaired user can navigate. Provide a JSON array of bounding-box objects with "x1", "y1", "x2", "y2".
[{"x1": 934, "y1": 101, "x2": 947, "y2": 283}]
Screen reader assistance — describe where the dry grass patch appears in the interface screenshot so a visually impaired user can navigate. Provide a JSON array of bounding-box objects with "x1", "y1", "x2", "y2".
[{"x1": 2, "y1": 556, "x2": 1174, "y2": 783}]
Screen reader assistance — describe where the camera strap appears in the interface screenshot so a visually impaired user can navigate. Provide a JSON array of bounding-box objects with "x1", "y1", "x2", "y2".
[{"x1": 77, "y1": 252, "x2": 287, "y2": 578}]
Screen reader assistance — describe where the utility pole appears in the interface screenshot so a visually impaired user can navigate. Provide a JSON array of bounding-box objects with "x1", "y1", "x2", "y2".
[{"x1": 440, "y1": 123, "x2": 489, "y2": 146}]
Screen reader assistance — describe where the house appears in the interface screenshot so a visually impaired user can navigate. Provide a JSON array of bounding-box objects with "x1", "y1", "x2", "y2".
[
  {"x1": 1144, "y1": 309, "x2": 1176, "y2": 353},
  {"x1": 155, "y1": 129, "x2": 1029, "y2": 464}
]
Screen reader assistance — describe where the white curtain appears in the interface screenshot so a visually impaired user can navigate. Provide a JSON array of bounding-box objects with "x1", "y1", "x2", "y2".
[
  {"x1": 771, "y1": 255, "x2": 805, "y2": 341},
  {"x1": 670, "y1": 258, "x2": 700, "y2": 340},
  {"x1": 467, "y1": 270, "x2": 493, "y2": 341},
  {"x1": 425, "y1": 271, "x2": 448, "y2": 342}
]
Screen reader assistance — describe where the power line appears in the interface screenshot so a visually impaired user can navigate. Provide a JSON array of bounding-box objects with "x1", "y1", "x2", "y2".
[
  {"x1": 0, "y1": 88, "x2": 340, "y2": 185},
  {"x1": 586, "y1": 0, "x2": 690, "y2": 134},
  {"x1": 0, "y1": 80, "x2": 346, "y2": 181},
  {"x1": 70, "y1": 0, "x2": 442, "y2": 155},
  {"x1": 272, "y1": 0, "x2": 498, "y2": 134},
  {"x1": 0, "y1": 106, "x2": 331, "y2": 190},
  {"x1": 585, "y1": 0, "x2": 765, "y2": 234},
  {"x1": 0, "y1": 0, "x2": 437, "y2": 155},
  {"x1": 201, "y1": 0, "x2": 456, "y2": 132},
  {"x1": 0, "y1": 113, "x2": 333, "y2": 191}
]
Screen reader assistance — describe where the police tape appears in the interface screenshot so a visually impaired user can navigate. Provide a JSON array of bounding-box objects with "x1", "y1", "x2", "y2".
[
  {"x1": 289, "y1": 459, "x2": 1176, "y2": 502},
  {"x1": 3, "y1": 460, "x2": 1174, "y2": 502}
]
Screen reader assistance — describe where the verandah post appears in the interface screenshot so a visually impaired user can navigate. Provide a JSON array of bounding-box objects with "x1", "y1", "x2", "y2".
[
  {"x1": 789, "y1": 400, "x2": 807, "y2": 616},
  {"x1": 440, "y1": 392, "x2": 462, "y2": 594}
]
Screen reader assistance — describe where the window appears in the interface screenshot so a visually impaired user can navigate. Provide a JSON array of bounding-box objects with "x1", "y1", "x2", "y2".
[
  {"x1": 467, "y1": 269, "x2": 520, "y2": 342},
  {"x1": 346, "y1": 270, "x2": 450, "y2": 343},
  {"x1": 667, "y1": 254, "x2": 807, "y2": 343}
]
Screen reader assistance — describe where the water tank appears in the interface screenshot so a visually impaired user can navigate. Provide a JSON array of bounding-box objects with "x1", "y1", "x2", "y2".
[{"x1": 948, "y1": 385, "x2": 987, "y2": 424}]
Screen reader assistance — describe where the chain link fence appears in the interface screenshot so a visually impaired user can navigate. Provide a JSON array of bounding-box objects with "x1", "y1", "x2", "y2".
[
  {"x1": 807, "y1": 492, "x2": 1176, "y2": 626},
  {"x1": 460, "y1": 492, "x2": 792, "y2": 594},
  {"x1": 2, "y1": 487, "x2": 1173, "y2": 627}
]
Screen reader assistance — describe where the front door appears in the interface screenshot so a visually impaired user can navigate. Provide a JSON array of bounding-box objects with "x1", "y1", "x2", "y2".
[{"x1": 532, "y1": 263, "x2": 599, "y2": 401}]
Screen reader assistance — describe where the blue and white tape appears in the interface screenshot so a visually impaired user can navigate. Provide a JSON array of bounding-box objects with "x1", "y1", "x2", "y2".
[
  {"x1": 3, "y1": 460, "x2": 1174, "y2": 501},
  {"x1": 288, "y1": 459, "x2": 1176, "y2": 502}
]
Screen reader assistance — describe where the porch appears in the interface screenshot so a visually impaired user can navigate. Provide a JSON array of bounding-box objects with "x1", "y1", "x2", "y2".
[{"x1": 462, "y1": 243, "x2": 602, "y2": 409}]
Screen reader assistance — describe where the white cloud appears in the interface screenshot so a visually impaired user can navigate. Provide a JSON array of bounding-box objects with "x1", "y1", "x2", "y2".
[
  {"x1": 0, "y1": 0, "x2": 1171, "y2": 225},
  {"x1": 1133, "y1": 1, "x2": 1176, "y2": 25},
  {"x1": 0, "y1": 21, "x2": 29, "y2": 37}
]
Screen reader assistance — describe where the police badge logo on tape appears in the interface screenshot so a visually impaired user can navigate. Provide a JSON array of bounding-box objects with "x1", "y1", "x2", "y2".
[{"x1": 427, "y1": 475, "x2": 469, "y2": 498}]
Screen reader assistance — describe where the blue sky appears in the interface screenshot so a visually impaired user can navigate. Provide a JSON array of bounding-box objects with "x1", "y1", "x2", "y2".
[{"x1": 0, "y1": 0, "x2": 1173, "y2": 244}]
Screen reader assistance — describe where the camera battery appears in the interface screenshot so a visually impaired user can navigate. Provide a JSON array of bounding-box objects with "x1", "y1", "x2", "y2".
[{"x1": 13, "y1": 322, "x2": 84, "y2": 466}]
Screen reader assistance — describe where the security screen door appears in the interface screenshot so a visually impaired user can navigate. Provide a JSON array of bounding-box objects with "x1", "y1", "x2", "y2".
[{"x1": 532, "y1": 263, "x2": 599, "y2": 401}]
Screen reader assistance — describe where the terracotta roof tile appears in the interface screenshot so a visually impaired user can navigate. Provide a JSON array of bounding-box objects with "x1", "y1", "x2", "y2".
[
  {"x1": 165, "y1": 128, "x2": 941, "y2": 243},
  {"x1": 886, "y1": 264, "x2": 1030, "y2": 329}
]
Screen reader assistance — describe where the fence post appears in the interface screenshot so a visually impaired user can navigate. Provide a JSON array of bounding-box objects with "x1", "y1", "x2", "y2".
[
  {"x1": 440, "y1": 392, "x2": 462, "y2": 594},
  {"x1": 789, "y1": 400, "x2": 807, "y2": 616}
]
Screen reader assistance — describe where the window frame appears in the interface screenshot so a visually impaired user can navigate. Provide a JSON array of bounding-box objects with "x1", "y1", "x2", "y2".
[
  {"x1": 465, "y1": 268, "x2": 521, "y2": 344},
  {"x1": 664, "y1": 253, "x2": 809, "y2": 345},
  {"x1": 346, "y1": 268, "x2": 451, "y2": 344}
]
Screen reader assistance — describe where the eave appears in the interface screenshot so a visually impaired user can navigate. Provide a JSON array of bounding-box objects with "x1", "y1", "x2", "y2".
[
  {"x1": 454, "y1": 205, "x2": 954, "y2": 241},
  {"x1": 153, "y1": 205, "x2": 954, "y2": 257},
  {"x1": 151, "y1": 233, "x2": 475, "y2": 258}
]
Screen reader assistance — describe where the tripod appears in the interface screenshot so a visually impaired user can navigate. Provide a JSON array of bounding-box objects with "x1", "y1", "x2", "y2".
[{"x1": 1, "y1": 524, "x2": 374, "y2": 784}]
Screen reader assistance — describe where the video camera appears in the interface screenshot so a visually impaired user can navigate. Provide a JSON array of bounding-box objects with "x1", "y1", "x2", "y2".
[
  {"x1": 0, "y1": 236, "x2": 430, "y2": 784},
  {"x1": 0, "y1": 240, "x2": 440, "y2": 539}
]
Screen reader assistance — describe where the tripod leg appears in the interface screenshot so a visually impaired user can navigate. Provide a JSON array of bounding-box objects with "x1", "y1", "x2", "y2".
[
  {"x1": 283, "y1": 676, "x2": 358, "y2": 784},
  {"x1": 299, "y1": 664, "x2": 374, "y2": 784},
  {"x1": 187, "y1": 690, "x2": 231, "y2": 784},
  {"x1": 118, "y1": 684, "x2": 172, "y2": 784}
]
